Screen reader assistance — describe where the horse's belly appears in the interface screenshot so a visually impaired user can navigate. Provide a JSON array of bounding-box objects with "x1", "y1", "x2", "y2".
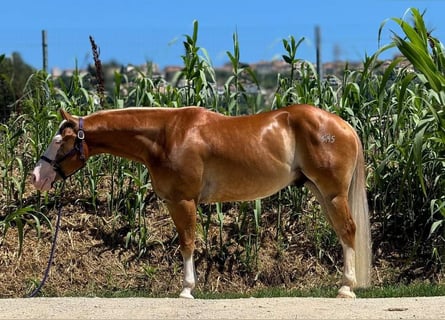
[{"x1": 200, "y1": 170, "x2": 296, "y2": 203}]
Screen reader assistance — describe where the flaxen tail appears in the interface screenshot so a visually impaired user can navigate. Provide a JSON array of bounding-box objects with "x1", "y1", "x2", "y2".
[{"x1": 349, "y1": 138, "x2": 372, "y2": 287}]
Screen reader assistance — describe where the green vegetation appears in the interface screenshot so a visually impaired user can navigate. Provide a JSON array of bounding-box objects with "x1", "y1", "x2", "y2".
[
  {"x1": 44, "y1": 282, "x2": 445, "y2": 299},
  {"x1": 0, "y1": 9, "x2": 444, "y2": 296},
  {"x1": 0, "y1": 52, "x2": 34, "y2": 121}
]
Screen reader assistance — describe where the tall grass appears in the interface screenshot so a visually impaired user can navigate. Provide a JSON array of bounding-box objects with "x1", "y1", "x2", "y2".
[{"x1": 0, "y1": 7, "x2": 443, "y2": 285}]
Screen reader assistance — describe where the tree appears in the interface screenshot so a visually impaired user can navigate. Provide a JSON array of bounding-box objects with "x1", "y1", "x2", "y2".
[{"x1": 0, "y1": 52, "x2": 35, "y2": 122}]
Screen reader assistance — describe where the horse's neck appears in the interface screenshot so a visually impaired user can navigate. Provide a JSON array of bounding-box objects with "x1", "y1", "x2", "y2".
[{"x1": 85, "y1": 109, "x2": 167, "y2": 164}]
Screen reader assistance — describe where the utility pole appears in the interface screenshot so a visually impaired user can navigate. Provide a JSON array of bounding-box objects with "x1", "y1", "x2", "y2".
[
  {"x1": 42, "y1": 30, "x2": 48, "y2": 72},
  {"x1": 315, "y1": 25, "x2": 322, "y2": 81}
]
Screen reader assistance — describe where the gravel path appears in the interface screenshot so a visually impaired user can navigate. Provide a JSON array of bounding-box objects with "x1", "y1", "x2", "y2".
[{"x1": 0, "y1": 296, "x2": 444, "y2": 319}]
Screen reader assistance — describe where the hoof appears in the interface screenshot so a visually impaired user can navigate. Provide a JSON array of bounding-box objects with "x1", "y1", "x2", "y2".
[
  {"x1": 337, "y1": 286, "x2": 356, "y2": 298},
  {"x1": 179, "y1": 288, "x2": 194, "y2": 299}
]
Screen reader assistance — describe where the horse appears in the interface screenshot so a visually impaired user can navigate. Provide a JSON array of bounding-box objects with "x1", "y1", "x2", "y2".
[{"x1": 31, "y1": 104, "x2": 372, "y2": 298}]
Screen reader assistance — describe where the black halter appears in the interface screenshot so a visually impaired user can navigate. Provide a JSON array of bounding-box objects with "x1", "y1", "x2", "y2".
[{"x1": 40, "y1": 118, "x2": 86, "y2": 180}]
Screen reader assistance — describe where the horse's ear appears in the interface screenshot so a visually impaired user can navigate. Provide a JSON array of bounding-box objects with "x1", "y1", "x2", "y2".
[
  {"x1": 60, "y1": 109, "x2": 78, "y2": 124},
  {"x1": 60, "y1": 109, "x2": 70, "y2": 120}
]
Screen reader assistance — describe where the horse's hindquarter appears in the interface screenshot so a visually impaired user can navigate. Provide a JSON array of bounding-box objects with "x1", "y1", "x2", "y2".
[{"x1": 288, "y1": 105, "x2": 360, "y2": 193}]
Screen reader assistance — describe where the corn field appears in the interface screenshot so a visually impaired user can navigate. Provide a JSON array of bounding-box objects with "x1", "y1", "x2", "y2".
[{"x1": 1, "y1": 8, "x2": 444, "y2": 286}]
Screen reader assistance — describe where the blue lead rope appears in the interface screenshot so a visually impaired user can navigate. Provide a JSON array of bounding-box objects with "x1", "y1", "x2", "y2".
[{"x1": 28, "y1": 181, "x2": 65, "y2": 298}]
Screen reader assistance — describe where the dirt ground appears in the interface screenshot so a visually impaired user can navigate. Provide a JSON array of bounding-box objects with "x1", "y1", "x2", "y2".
[
  {"x1": 1, "y1": 187, "x2": 444, "y2": 319},
  {"x1": 0, "y1": 296, "x2": 444, "y2": 319}
]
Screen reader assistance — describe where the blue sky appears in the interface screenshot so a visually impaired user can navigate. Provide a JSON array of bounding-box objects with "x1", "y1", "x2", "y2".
[{"x1": 2, "y1": 1, "x2": 445, "y2": 71}]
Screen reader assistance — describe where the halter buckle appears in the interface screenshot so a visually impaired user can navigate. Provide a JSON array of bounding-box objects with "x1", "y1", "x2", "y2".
[{"x1": 77, "y1": 129, "x2": 85, "y2": 140}]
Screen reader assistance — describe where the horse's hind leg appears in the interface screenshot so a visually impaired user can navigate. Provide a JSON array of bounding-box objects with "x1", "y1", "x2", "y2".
[
  {"x1": 328, "y1": 194, "x2": 357, "y2": 298},
  {"x1": 166, "y1": 199, "x2": 197, "y2": 299},
  {"x1": 305, "y1": 181, "x2": 357, "y2": 298}
]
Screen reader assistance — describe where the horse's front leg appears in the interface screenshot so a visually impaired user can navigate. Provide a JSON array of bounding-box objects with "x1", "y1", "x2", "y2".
[{"x1": 166, "y1": 199, "x2": 197, "y2": 299}]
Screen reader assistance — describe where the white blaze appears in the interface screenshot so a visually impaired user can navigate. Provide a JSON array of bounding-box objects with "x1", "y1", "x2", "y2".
[{"x1": 31, "y1": 121, "x2": 66, "y2": 191}]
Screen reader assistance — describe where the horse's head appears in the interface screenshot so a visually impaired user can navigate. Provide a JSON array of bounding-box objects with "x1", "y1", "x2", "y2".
[{"x1": 31, "y1": 109, "x2": 88, "y2": 191}]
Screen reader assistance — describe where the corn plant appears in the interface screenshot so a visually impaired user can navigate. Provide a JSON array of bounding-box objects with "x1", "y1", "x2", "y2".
[
  {"x1": 275, "y1": 36, "x2": 305, "y2": 107},
  {"x1": 1, "y1": 10, "x2": 444, "y2": 284},
  {"x1": 215, "y1": 202, "x2": 225, "y2": 251},
  {"x1": 0, "y1": 206, "x2": 47, "y2": 255},
  {"x1": 175, "y1": 20, "x2": 217, "y2": 107},
  {"x1": 0, "y1": 119, "x2": 26, "y2": 206},
  {"x1": 0, "y1": 116, "x2": 36, "y2": 254},
  {"x1": 0, "y1": 98, "x2": 56, "y2": 253},
  {"x1": 121, "y1": 163, "x2": 151, "y2": 257},
  {"x1": 382, "y1": 8, "x2": 445, "y2": 254},
  {"x1": 196, "y1": 205, "x2": 212, "y2": 252},
  {"x1": 223, "y1": 31, "x2": 261, "y2": 115},
  {"x1": 126, "y1": 67, "x2": 174, "y2": 107}
]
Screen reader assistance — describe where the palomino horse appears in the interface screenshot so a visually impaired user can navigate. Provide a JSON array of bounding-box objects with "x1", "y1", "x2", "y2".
[{"x1": 31, "y1": 104, "x2": 371, "y2": 298}]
